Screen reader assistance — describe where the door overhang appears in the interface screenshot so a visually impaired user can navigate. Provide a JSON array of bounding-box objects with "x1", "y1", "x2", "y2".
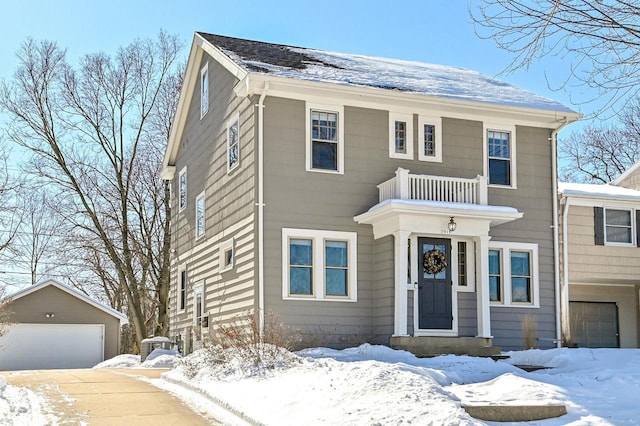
[{"x1": 354, "y1": 199, "x2": 523, "y2": 238}]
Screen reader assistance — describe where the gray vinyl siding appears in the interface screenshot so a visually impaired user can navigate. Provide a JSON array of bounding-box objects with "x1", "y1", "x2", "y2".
[
  {"x1": 489, "y1": 125, "x2": 557, "y2": 350},
  {"x1": 169, "y1": 52, "x2": 257, "y2": 349},
  {"x1": 9, "y1": 286, "x2": 121, "y2": 359},
  {"x1": 262, "y1": 98, "x2": 555, "y2": 350}
]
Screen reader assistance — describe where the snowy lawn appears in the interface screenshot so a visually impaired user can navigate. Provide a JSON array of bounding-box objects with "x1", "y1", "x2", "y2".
[
  {"x1": 3, "y1": 345, "x2": 639, "y2": 425},
  {"x1": 164, "y1": 344, "x2": 640, "y2": 425}
]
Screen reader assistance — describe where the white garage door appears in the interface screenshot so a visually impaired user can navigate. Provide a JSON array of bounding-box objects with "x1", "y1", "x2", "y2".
[{"x1": 0, "y1": 324, "x2": 104, "y2": 370}]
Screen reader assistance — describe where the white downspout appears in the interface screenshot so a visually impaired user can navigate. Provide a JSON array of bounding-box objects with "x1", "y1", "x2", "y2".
[
  {"x1": 561, "y1": 195, "x2": 572, "y2": 345},
  {"x1": 257, "y1": 83, "x2": 269, "y2": 338},
  {"x1": 551, "y1": 120, "x2": 568, "y2": 348}
]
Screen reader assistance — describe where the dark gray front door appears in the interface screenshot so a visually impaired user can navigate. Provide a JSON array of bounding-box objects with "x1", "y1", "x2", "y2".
[
  {"x1": 418, "y1": 237, "x2": 452, "y2": 330},
  {"x1": 570, "y1": 301, "x2": 620, "y2": 348}
]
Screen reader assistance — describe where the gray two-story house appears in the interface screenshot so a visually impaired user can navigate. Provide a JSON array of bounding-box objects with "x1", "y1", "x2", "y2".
[{"x1": 162, "y1": 33, "x2": 581, "y2": 355}]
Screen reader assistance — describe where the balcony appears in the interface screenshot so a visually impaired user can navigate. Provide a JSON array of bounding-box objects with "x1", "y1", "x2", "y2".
[{"x1": 377, "y1": 168, "x2": 488, "y2": 205}]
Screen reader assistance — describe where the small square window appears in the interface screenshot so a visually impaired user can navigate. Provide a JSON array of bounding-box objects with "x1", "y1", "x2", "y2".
[{"x1": 219, "y1": 238, "x2": 235, "y2": 272}]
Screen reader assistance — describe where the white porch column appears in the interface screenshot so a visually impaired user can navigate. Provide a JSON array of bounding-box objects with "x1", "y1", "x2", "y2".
[
  {"x1": 475, "y1": 235, "x2": 492, "y2": 338},
  {"x1": 393, "y1": 230, "x2": 411, "y2": 336}
]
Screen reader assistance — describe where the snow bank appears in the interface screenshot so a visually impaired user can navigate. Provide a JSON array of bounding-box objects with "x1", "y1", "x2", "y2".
[
  {"x1": 93, "y1": 348, "x2": 180, "y2": 369},
  {"x1": 0, "y1": 375, "x2": 55, "y2": 425}
]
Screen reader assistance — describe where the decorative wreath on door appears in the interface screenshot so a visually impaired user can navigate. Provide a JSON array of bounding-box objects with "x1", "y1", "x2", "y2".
[{"x1": 424, "y1": 248, "x2": 447, "y2": 275}]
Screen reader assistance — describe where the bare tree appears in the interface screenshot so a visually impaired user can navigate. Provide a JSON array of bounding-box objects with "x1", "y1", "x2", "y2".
[
  {"x1": 560, "y1": 98, "x2": 640, "y2": 183},
  {"x1": 0, "y1": 32, "x2": 182, "y2": 349},
  {"x1": 471, "y1": 0, "x2": 640, "y2": 111},
  {"x1": 0, "y1": 144, "x2": 21, "y2": 257}
]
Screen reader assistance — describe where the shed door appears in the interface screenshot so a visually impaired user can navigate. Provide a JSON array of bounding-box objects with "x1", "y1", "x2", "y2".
[
  {"x1": 0, "y1": 324, "x2": 104, "y2": 370},
  {"x1": 570, "y1": 301, "x2": 619, "y2": 348}
]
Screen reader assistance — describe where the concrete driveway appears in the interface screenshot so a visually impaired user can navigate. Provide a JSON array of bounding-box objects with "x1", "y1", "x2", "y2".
[{"x1": 3, "y1": 368, "x2": 218, "y2": 425}]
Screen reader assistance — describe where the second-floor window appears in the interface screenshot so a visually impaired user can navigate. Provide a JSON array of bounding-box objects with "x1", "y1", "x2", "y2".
[
  {"x1": 605, "y1": 208, "x2": 633, "y2": 245},
  {"x1": 195, "y1": 192, "x2": 205, "y2": 239},
  {"x1": 178, "y1": 167, "x2": 187, "y2": 211},
  {"x1": 200, "y1": 63, "x2": 209, "y2": 118},
  {"x1": 418, "y1": 116, "x2": 442, "y2": 162},
  {"x1": 306, "y1": 104, "x2": 344, "y2": 174},
  {"x1": 389, "y1": 113, "x2": 413, "y2": 160},
  {"x1": 227, "y1": 114, "x2": 240, "y2": 172},
  {"x1": 487, "y1": 129, "x2": 513, "y2": 186}
]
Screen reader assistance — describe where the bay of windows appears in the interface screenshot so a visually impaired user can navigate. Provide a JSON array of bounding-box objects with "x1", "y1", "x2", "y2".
[{"x1": 488, "y1": 242, "x2": 539, "y2": 307}]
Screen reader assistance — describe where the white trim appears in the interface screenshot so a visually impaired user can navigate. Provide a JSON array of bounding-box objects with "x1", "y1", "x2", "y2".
[
  {"x1": 178, "y1": 166, "x2": 187, "y2": 212},
  {"x1": 193, "y1": 282, "x2": 204, "y2": 327},
  {"x1": 227, "y1": 112, "x2": 240, "y2": 173},
  {"x1": 177, "y1": 263, "x2": 187, "y2": 313},
  {"x1": 219, "y1": 237, "x2": 235, "y2": 272},
  {"x1": 418, "y1": 115, "x2": 442, "y2": 162},
  {"x1": 305, "y1": 103, "x2": 345, "y2": 174},
  {"x1": 389, "y1": 112, "x2": 414, "y2": 160},
  {"x1": 604, "y1": 208, "x2": 635, "y2": 246},
  {"x1": 195, "y1": 191, "x2": 205, "y2": 240},
  {"x1": 282, "y1": 228, "x2": 357, "y2": 302},
  {"x1": 488, "y1": 241, "x2": 540, "y2": 308},
  {"x1": 200, "y1": 62, "x2": 209, "y2": 118},
  {"x1": 484, "y1": 123, "x2": 517, "y2": 189}
]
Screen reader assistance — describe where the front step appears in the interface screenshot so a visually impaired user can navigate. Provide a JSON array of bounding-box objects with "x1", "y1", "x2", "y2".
[{"x1": 390, "y1": 336, "x2": 500, "y2": 357}]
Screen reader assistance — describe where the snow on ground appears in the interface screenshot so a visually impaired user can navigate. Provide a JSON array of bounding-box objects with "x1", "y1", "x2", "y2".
[
  {"x1": 0, "y1": 375, "x2": 56, "y2": 426},
  {"x1": 3, "y1": 345, "x2": 639, "y2": 425},
  {"x1": 164, "y1": 344, "x2": 640, "y2": 426}
]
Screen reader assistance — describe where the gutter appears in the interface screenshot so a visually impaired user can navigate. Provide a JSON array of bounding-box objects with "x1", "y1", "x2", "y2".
[
  {"x1": 257, "y1": 82, "x2": 269, "y2": 338},
  {"x1": 561, "y1": 194, "x2": 572, "y2": 345}
]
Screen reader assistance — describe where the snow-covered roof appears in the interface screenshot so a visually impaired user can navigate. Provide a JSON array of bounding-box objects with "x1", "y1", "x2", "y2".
[
  {"x1": 610, "y1": 159, "x2": 640, "y2": 185},
  {"x1": 8, "y1": 278, "x2": 129, "y2": 324},
  {"x1": 559, "y1": 182, "x2": 640, "y2": 201},
  {"x1": 199, "y1": 33, "x2": 576, "y2": 113}
]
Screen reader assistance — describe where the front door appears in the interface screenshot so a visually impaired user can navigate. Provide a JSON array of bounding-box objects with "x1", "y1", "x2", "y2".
[{"x1": 418, "y1": 237, "x2": 452, "y2": 330}]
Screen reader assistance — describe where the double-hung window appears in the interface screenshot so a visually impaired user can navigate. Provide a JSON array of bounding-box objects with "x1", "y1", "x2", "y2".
[
  {"x1": 306, "y1": 104, "x2": 344, "y2": 174},
  {"x1": 178, "y1": 167, "x2": 187, "y2": 211},
  {"x1": 389, "y1": 113, "x2": 413, "y2": 159},
  {"x1": 486, "y1": 125, "x2": 516, "y2": 187},
  {"x1": 605, "y1": 208, "x2": 633, "y2": 245},
  {"x1": 283, "y1": 228, "x2": 357, "y2": 301},
  {"x1": 200, "y1": 63, "x2": 209, "y2": 118},
  {"x1": 488, "y1": 242, "x2": 539, "y2": 307},
  {"x1": 195, "y1": 192, "x2": 205, "y2": 239},
  {"x1": 418, "y1": 116, "x2": 442, "y2": 162}
]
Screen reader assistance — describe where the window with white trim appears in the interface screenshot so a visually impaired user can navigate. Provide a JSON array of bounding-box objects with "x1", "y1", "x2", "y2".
[
  {"x1": 282, "y1": 228, "x2": 357, "y2": 301},
  {"x1": 193, "y1": 282, "x2": 208, "y2": 329},
  {"x1": 219, "y1": 238, "x2": 234, "y2": 272},
  {"x1": 227, "y1": 114, "x2": 240, "y2": 172},
  {"x1": 389, "y1": 113, "x2": 413, "y2": 159},
  {"x1": 200, "y1": 63, "x2": 209, "y2": 118},
  {"x1": 485, "y1": 124, "x2": 516, "y2": 187},
  {"x1": 195, "y1": 192, "x2": 205, "y2": 239},
  {"x1": 178, "y1": 264, "x2": 187, "y2": 312},
  {"x1": 605, "y1": 208, "x2": 633, "y2": 245},
  {"x1": 178, "y1": 167, "x2": 187, "y2": 211},
  {"x1": 418, "y1": 116, "x2": 442, "y2": 162},
  {"x1": 488, "y1": 242, "x2": 539, "y2": 307},
  {"x1": 306, "y1": 104, "x2": 344, "y2": 174}
]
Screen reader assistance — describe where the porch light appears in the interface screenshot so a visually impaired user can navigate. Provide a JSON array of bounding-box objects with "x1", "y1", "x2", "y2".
[
  {"x1": 45, "y1": 312, "x2": 55, "y2": 318},
  {"x1": 448, "y1": 217, "x2": 457, "y2": 232}
]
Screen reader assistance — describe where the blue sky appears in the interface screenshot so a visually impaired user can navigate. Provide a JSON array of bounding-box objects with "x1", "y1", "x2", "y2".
[{"x1": 0, "y1": 0, "x2": 595, "y2": 134}]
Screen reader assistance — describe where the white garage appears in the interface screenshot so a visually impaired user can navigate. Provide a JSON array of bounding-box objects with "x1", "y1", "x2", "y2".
[
  {"x1": 1, "y1": 279, "x2": 127, "y2": 371},
  {"x1": 0, "y1": 324, "x2": 105, "y2": 370}
]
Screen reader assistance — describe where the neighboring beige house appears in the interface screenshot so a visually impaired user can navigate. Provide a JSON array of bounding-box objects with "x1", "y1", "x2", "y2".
[
  {"x1": 0, "y1": 279, "x2": 128, "y2": 370},
  {"x1": 559, "y1": 162, "x2": 640, "y2": 348},
  {"x1": 162, "y1": 33, "x2": 581, "y2": 355}
]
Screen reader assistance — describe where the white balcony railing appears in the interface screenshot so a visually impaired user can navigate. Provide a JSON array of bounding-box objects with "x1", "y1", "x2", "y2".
[{"x1": 377, "y1": 168, "x2": 488, "y2": 205}]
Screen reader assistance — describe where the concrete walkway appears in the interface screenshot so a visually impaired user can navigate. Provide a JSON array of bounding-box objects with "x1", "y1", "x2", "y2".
[{"x1": 3, "y1": 368, "x2": 219, "y2": 425}]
